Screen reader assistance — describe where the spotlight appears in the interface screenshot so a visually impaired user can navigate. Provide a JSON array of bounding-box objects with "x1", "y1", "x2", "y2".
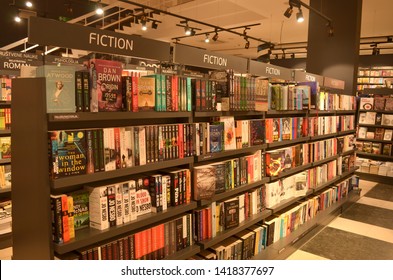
[
  {"x1": 296, "y1": 8, "x2": 304, "y2": 22},
  {"x1": 284, "y1": 5, "x2": 293, "y2": 18},
  {"x1": 327, "y1": 23, "x2": 334, "y2": 37},
  {"x1": 25, "y1": 1, "x2": 33, "y2": 8},
  {"x1": 291, "y1": 53, "x2": 295, "y2": 59},
  {"x1": 184, "y1": 26, "x2": 191, "y2": 35},
  {"x1": 372, "y1": 46, "x2": 380, "y2": 55},
  {"x1": 190, "y1": 29, "x2": 196, "y2": 36},
  {"x1": 151, "y1": 20, "x2": 158, "y2": 29},
  {"x1": 14, "y1": 15, "x2": 21, "y2": 22},
  {"x1": 96, "y1": 3, "x2": 104, "y2": 15},
  {"x1": 245, "y1": 39, "x2": 250, "y2": 49},
  {"x1": 205, "y1": 34, "x2": 210, "y2": 43},
  {"x1": 212, "y1": 31, "x2": 219, "y2": 41},
  {"x1": 141, "y1": 19, "x2": 147, "y2": 31}
]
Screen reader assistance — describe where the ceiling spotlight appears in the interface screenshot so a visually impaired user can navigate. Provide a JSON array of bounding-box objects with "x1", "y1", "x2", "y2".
[
  {"x1": 25, "y1": 1, "x2": 33, "y2": 8},
  {"x1": 14, "y1": 15, "x2": 21, "y2": 22},
  {"x1": 296, "y1": 8, "x2": 304, "y2": 22},
  {"x1": 205, "y1": 34, "x2": 210, "y2": 43},
  {"x1": 327, "y1": 22, "x2": 334, "y2": 37},
  {"x1": 372, "y1": 45, "x2": 380, "y2": 55},
  {"x1": 96, "y1": 3, "x2": 104, "y2": 15},
  {"x1": 212, "y1": 31, "x2": 219, "y2": 41},
  {"x1": 184, "y1": 26, "x2": 191, "y2": 35},
  {"x1": 245, "y1": 39, "x2": 250, "y2": 49},
  {"x1": 291, "y1": 53, "x2": 295, "y2": 59},
  {"x1": 141, "y1": 19, "x2": 147, "y2": 31},
  {"x1": 284, "y1": 5, "x2": 293, "y2": 18},
  {"x1": 151, "y1": 21, "x2": 158, "y2": 29}
]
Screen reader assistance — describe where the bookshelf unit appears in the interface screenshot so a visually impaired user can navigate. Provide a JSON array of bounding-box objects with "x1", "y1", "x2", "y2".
[
  {"x1": 355, "y1": 88, "x2": 393, "y2": 184},
  {"x1": 357, "y1": 66, "x2": 393, "y2": 91}
]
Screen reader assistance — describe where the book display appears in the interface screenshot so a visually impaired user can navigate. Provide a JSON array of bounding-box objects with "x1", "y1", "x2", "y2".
[
  {"x1": 10, "y1": 18, "x2": 358, "y2": 260},
  {"x1": 357, "y1": 66, "x2": 393, "y2": 91},
  {"x1": 355, "y1": 88, "x2": 393, "y2": 183}
]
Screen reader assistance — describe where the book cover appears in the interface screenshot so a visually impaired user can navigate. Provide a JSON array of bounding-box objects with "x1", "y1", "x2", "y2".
[
  {"x1": 375, "y1": 128, "x2": 385, "y2": 140},
  {"x1": 255, "y1": 78, "x2": 269, "y2": 111},
  {"x1": 384, "y1": 98, "x2": 393, "y2": 111},
  {"x1": 381, "y1": 114, "x2": 393, "y2": 126},
  {"x1": 249, "y1": 119, "x2": 265, "y2": 146},
  {"x1": 115, "y1": 184, "x2": 123, "y2": 226},
  {"x1": 209, "y1": 123, "x2": 224, "y2": 153},
  {"x1": 135, "y1": 178, "x2": 152, "y2": 217},
  {"x1": 358, "y1": 127, "x2": 368, "y2": 139},
  {"x1": 50, "y1": 194, "x2": 63, "y2": 243},
  {"x1": 49, "y1": 130, "x2": 87, "y2": 178},
  {"x1": 383, "y1": 129, "x2": 393, "y2": 141},
  {"x1": 138, "y1": 77, "x2": 156, "y2": 111},
  {"x1": 211, "y1": 162, "x2": 226, "y2": 194},
  {"x1": 84, "y1": 185, "x2": 109, "y2": 230},
  {"x1": 219, "y1": 116, "x2": 236, "y2": 150},
  {"x1": 359, "y1": 97, "x2": 374, "y2": 110},
  {"x1": 37, "y1": 65, "x2": 76, "y2": 113},
  {"x1": 223, "y1": 198, "x2": 239, "y2": 230},
  {"x1": 89, "y1": 59, "x2": 123, "y2": 112},
  {"x1": 372, "y1": 143, "x2": 381, "y2": 154},
  {"x1": 375, "y1": 113, "x2": 383, "y2": 125},
  {"x1": 364, "y1": 111, "x2": 377, "y2": 124},
  {"x1": 265, "y1": 149, "x2": 285, "y2": 177},
  {"x1": 122, "y1": 76, "x2": 133, "y2": 112},
  {"x1": 107, "y1": 185, "x2": 117, "y2": 227},
  {"x1": 374, "y1": 97, "x2": 386, "y2": 111},
  {"x1": 382, "y1": 144, "x2": 392, "y2": 156},
  {"x1": 103, "y1": 128, "x2": 116, "y2": 171},
  {"x1": 67, "y1": 196, "x2": 75, "y2": 240},
  {"x1": 193, "y1": 165, "x2": 216, "y2": 200},
  {"x1": 281, "y1": 118, "x2": 292, "y2": 141},
  {"x1": 69, "y1": 189, "x2": 89, "y2": 230}
]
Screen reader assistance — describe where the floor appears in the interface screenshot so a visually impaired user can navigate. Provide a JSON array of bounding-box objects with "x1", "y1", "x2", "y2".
[
  {"x1": 287, "y1": 180, "x2": 393, "y2": 260},
  {"x1": 1, "y1": 180, "x2": 391, "y2": 260}
]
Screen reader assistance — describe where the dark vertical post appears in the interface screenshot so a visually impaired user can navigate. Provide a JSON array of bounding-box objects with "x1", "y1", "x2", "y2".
[{"x1": 306, "y1": 0, "x2": 362, "y2": 94}]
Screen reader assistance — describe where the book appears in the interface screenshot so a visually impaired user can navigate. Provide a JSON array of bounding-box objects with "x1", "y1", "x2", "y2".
[
  {"x1": 138, "y1": 77, "x2": 156, "y2": 111},
  {"x1": 359, "y1": 97, "x2": 374, "y2": 110},
  {"x1": 385, "y1": 98, "x2": 393, "y2": 111},
  {"x1": 50, "y1": 195, "x2": 64, "y2": 243},
  {"x1": 358, "y1": 127, "x2": 367, "y2": 139},
  {"x1": 374, "y1": 97, "x2": 386, "y2": 111},
  {"x1": 193, "y1": 165, "x2": 216, "y2": 200},
  {"x1": 382, "y1": 144, "x2": 392, "y2": 156},
  {"x1": 364, "y1": 111, "x2": 377, "y2": 124},
  {"x1": 219, "y1": 116, "x2": 236, "y2": 150},
  {"x1": 223, "y1": 198, "x2": 239, "y2": 230},
  {"x1": 381, "y1": 114, "x2": 393, "y2": 126},
  {"x1": 69, "y1": 189, "x2": 89, "y2": 230},
  {"x1": 383, "y1": 129, "x2": 393, "y2": 141},
  {"x1": 107, "y1": 185, "x2": 117, "y2": 227},
  {"x1": 135, "y1": 178, "x2": 152, "y2": 217},
  {"x1": 48, "y1": 130, "x2": 87, "y2": 178},
  {"x1": 209, "y1": 123, "x2": 224, "y2": 153},
  {"x1": 37, "y1": 65, "x2": 76, "y2": 113},
  {"x1": 89, "y1": 58, "x2": 123, "y2": 112},
  {"x1": 375, "y1": 128, "x2": 385, "y2": 140},
  {"x1": 249, "y1": 119, "x2": 265, "y2": 146}
]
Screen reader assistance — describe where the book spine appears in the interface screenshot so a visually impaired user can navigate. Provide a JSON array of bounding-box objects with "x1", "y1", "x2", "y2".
[
  {"x1": 50, "y1": 195, "x2": 63, "y2": 244},
  {"x1": 75, "y1": 71, "x2": 84, "y2": 112},
  {"x1": 132, "y1": 76, "x2": 139, "y2": 112}
]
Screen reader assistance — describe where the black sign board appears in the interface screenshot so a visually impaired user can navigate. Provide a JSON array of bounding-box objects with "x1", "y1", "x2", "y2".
[
  {"x1": 294, "y1": 71, "x2": 324, "y2": 84},
  {"x1": 28, "y1": 17, "x2": 171, "y2": 61},
  {"x1": 0, "y1": 50, "x2": 42, "y2": 71},
  {"x1": 44, "y1": 55, "x2": 84, "y2": 66},
  {"x1": 323, "y1": 76, "x2": 345, "y2": 90},
  {"x1": 249, "y1": 60, "x2": 293, "y2": 81},
  {"x1": 173, "y1": 44, "x2": 248, "y2": 73}
]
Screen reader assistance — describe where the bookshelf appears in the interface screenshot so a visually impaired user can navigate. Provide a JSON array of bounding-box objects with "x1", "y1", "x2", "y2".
[
  {"x1": 357, "y1": 66, "x2": 393, "y2": 91},
  {"x1": 355, "y1": 88, "x2": 393, "y2": 184}
]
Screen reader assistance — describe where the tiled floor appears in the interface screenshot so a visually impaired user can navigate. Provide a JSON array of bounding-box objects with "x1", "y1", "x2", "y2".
[
  {"x1": 1, "y1": 180, "x2": 389, "y2": 260},
  {"x1": 287, "y1": 179, "x2": 393, "y2": 260}
]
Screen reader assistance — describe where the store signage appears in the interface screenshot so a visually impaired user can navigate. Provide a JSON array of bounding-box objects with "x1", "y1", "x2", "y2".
[
  {"x1": 294, "y1": 71, "x2": 324, "y2": 84},
  {"x1": 28, "y1": 17, "x2": 171, "y2": 61},
  {"x1": 44, "y1": 55, "x2": 83, "y2": 65},
  {"x1": 324, "y1": 76, "x2": 345, "y2": 90},
  {"x1": 249, "y1": 60, "x2": 292, "y2": 80},
  {"x1": 173, "y1": 44, "x2": 248, "y2": 73},
  {"x1": 0, "y1": 50, "x2": 42, "y2": 70}
]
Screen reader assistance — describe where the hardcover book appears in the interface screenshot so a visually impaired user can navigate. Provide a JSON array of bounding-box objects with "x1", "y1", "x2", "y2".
[
  {"x1": 38, "y1": 65, "x2": 76, "y2": 113},
  {"x1": 84, "y1": 185, "x2": 109, "y2": 230},
  {"x1": 359, "y1": 97, "x2": 374, "y2": 110},
  {"x1": 193, "y1": 165, "x2": 216, "y2": 200},
  {"x1": 209, "y1": 123, "x2": 224, "y2": 153},
  {"x1": 381, "y1": 114, "x2": 393, "y2": 126},
  {"x1": 137, "y1": 77, "x2": 156, "y2": 111},
  {"x1": 219, "y1": 116, "x2": 236, "y2": 150},
  {"x1": 374, "y1": 97, "x2": 386, "y2": 111},
  {"x1": 383, "y1": 129, "x2": 393, "y2": 141},
  {"x1": 69, "y1": 189, "x2": 89, "y2": 230},
  {"x1": 385, "y1": 98, "x2": 393, "y2": 111},
  {"x1": 382, "y1": 144, "x2": 392, "y2": 156},
  {"x1": 223, "y1": 198, "x2": 239, "y2": 230},
  {"x1": 89, "y1": 58, "x2": 123, "y2": 112},
  {"x1": 49, "y1": 130, "x2": 87, "y2": 178},
  {"x1": 135, "y1": 178, "x2": 152, "y2": 217},
  {"x1": 249, "y1": 119, "x2": 265, "y2": 146}
]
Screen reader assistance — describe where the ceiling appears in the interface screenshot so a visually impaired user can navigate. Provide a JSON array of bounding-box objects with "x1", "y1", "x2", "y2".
[{"x1": 1, "y1": 0, "x2": 393, "y2": 60}]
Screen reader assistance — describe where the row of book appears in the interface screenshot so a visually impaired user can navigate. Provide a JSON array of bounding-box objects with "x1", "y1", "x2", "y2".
[
  {"x1": 0, "y1": 108, "x2": 11, "y2": 130},
  {"x1": 356, "y1": 141, "x2": 393, "y2": 156},
  {"x1": 0, "y1": 76, "x2": 11, "y2": 102},
  {"x1": 356, "y1": 158, "x2": 393, "y2": 177},
  {"x1": 0, "y1": 199, "x2": 11, "y2": 235},
  {"x1": 359, "y1": 96, "x2": 393, "y2": 111},
  {"x1": 192, "y1": 178, "x2": 354, "y2": 260},
  {"x1": 358, "y1": 69, "x2": 393, "y2": 77},
  {"x1": 0, "y1": 164, "x2": 11, "y2": 189},
  {"x1": 358, "y1": 126, "x2": 393, "y2": 141},
  {"x1": 0, "y1": 136, "x2": 11, "y2": 160},
  {"x1": 77, "y1": 213, "x2": 193, "y2": 260},
  {"x1": 48, "y1": 124, "x2": 196, "y2": 179},
  {"x1": 193, "y1": 151, "x2": 263, "y2": 201},
  {"x1": 359, "y1": 111, "x2": 393, "y2": 126},
  {"x1": 193, "y1": 186, "x2": 266, "y2": 242}
]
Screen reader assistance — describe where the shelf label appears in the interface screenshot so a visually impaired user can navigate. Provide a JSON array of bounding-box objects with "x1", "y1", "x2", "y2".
[
  {"x1": 52, "y1": 114, "x2": 80, "y2": 120},
  {"x1": 294, "y1": 71, "x2": 324, "y2": 84},
  {"x1": 0, "y1": 50, "x2": 42, "y2": 70},
  {"x1": 323, "y1": 76, "x2": 345, "y2": 90},
  {"x1": 249, "y1": 60, "x2": 292, "y2": 81},
  {"x1": 173, "y1": 44, "x2": 248, "y2": 73},
  {"x1": 28, "y1": 17, "x2": 171, "y2": 61}
]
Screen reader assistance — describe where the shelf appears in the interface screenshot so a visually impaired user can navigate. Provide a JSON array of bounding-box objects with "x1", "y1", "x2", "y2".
[
  {"x1": 356, "y1": 151, "x2": 393, "y2": 161},
  {"x1": 164, "y1": 245, "x2": 201, "y2": 260},
  {"x1": 198, "y1": 178, "x2": 270, "y2": 207},
  {"x1": 358, "y1": 123, "x2": 393, "y2": 129},
  {"x1": 54, "y1": 202, "x2": 197, "y2": 255},
  {"x1": 266, "y1": 136, "x2": 309, "y2": 149},
  {"x1": 337, "y1": 129, "x2": 356, "y2": 136},
  {"x1": 270, "y1": 163, "x2": 313, "y2": 182},
  {"x1": 312, "y1": 174, "x2": 345, "y2": 193},
  {"x1": 355, "y1": 171, "x2": 393, "y2": 184},
  {"x1": 196, "y1": 209, "x2": 272, "y2": 250},
  {"x1": 266, "y1": 110, "x2": 307, "y2": 116},
  {"x1": 357, "y1": 138, "x2": 393, "y2": 144},
  {"x1": 51, "y1": 157, "x2": 194, "y2": 191},
  {"x1": 0, "y1": 232, "x2": 12, "y2": 250},
  {"x1": 194, "y1": 111, "x2": 263, "y2": 118},
  {"x1": 312, "y1": 154, "x2": 339, "y2": 167},
  {"x1": 341, "y1": 149, "x2": 356, "y2": 157},
  {"x1": 362, "y1": 88, "x2": 393, "y2": 95},
  {"x1": 309, "y1": 132, "x2": 337, "y2": 141},
  {"x1": 309, "y1": 110, "x2": 336, "y2": 115},
  {"x1": 195, "y1": 144, "x2": 266, "y2": 163},
  {"x1": 335, "y1": 110, "x2": 357, "y2": 115},
  {"x1": 268, "y1": 190, "x2": 314, "y2": 214},
  {"x1": 359, "y1": 109, "x2": 393, "y2": 114},
  {"x1": 0, "y1": 130, "x2": 11, "y2": 136},
  {"x1": 0, "y1": 187, "x2": 11, "y2": 195},
  {"x1": 253, "y1": 194, "x2": 348, "y2": 260},
  {"x1": 0, "y1": 159, "x2": 11, "y2": 165},
  {"x1": 0, "y1": 102, "x2": 11, "y2": 108}
]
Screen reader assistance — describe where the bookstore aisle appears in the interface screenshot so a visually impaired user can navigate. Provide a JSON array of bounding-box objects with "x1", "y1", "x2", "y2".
[{"x1": 287, "y1": 180, "x2": 393, "y2": 260}]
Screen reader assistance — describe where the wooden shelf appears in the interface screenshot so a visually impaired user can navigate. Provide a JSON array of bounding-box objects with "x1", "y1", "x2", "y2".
[
  {"x1": 0, "y1": 130, "x2": 11, "y2": 136},
  {"x1": 358, "y1": 124, "x2": 393, "y2": 129},
  {"x1": 335, "y1": 110, "x2": 357, "y2": 115},
  {"x1": 270, "y1": 163, "x2": 313, "y2": 182},
  {"x1": 312, "y1": 154, "x2": 339, "y2": 167},
  {"x1": 196, "y1": 209, "x2": 272, "y2": 250},
  {"x1": 195, "y1": 144, "x2": 266, "y2": 163},
  {"x1": 337, "y1": 129, "x2": 356, "y2": 136},
  {"x1": 362, "y1": 88, "x2": 393, "y2": 95},
  {"x1": 0, "y1": 159, "x2": 11, "y2": 165},
  {"x1": 357, "y1": 138, "x2": 393, "y2": 144},
  {"x1": 266, "y1": 110, "x2": 307, "y2": 116},
  {"x1": 268, "y1": 190, "x2": 314, "y2": 214},
  {"x1": 0, "y1": 188, "x2": 11, "y2": 195},
  {"x1": 355, "y1": 171, "x2": 393, "y2": 184},
  {"x1": 0, "y1": 232, "x2": 12, "y2": 250},
  {"x1": 54, "y1": 202, "x2": 197, "y2": 255},
  {"x1": 164, "y1": 245, "x2": 201, "y2": 260},
  {"x1": 359, "y1": 109, "x2": 393, "y2": 114},
  {"x1": 194, "y1": 111, "x2": 263, "y2": 118},
  {"x1": 0, "y1": 102, "x2": 11, "y2": 108},
  {"x1": 356, "y1": 151, "x2": 393, "y2": 161},
  {"x1": 309, "y1": 110, "x2": 336, "y2": 115},
  {"x1": 266, "y1": 136, "x2": 309, "y2": 149},
  {"x1": 51, "y1": 157, "x2": 194, "y2": 191},
  {"x1": 309, "y1": 132, "x2": 338, "y2": 141}
]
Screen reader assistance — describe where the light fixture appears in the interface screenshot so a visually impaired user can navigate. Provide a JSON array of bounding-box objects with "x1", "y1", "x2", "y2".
[
  {"x1": 25, "y1": 1, "x2": 33, "y2": 8},
  {"x1": 291, "y1": 53, "x2": 295, "y2": 59},
  {"x1": 14, "y1": 15, "x2": 21, "y2": 22},
  {"x1": 151, "y1": 20, "x2": 158, "y2": 29},
  {"x1": 205, "y1": 34, "x2": 210, "y2": 43},
  {"x1": 244, "y1": 37, "x2": 250, "y2": 49},
  {"x1": 95, "y1": 1, "x2": 104, "y2": 15},
  {"x1": 284, "y1": 5, "x2": 293, "y2": 18},
  {"x1": 296, "y1": 8, "x2": 304, "y2": 22},
  {"x1": 141, "y1": 18, "x2": 147, "y2": 31},
  {"x1": 212, "y1": 31, "x2": 219, "y2": 41},
  {"x1": 371, "y1": 44, "x2": 380, "y2": 55}
]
